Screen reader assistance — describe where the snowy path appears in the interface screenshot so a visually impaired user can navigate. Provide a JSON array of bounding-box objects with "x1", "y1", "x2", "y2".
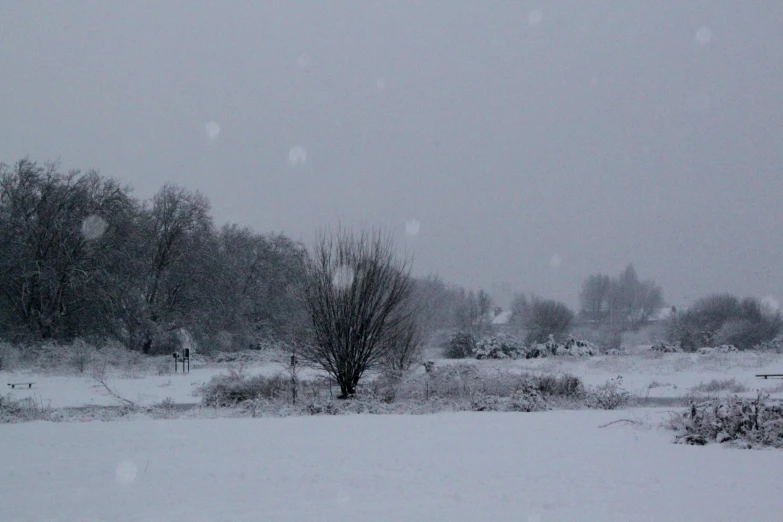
[{"x1": 2, "y1": 410, "x2": 782, "y2": 521}]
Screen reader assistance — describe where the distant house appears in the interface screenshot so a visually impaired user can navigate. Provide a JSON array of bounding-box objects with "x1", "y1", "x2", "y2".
[{"x1": 491, "y1": 310, "x2": 512, "y2": 326}]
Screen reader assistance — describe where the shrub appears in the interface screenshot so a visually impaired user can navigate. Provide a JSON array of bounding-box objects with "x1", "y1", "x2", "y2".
[
  {"x1": 474, "y1": 334, "x2": 525, "y2": 359},
  {"x1": 756, "y1": 337, "x2": 783, "y2": 353},
  {"x1": 690, "y1": 378, "x2": 748, "y2": 394},
  {"x1": 524, "y1": 298, "x2": 575, "y2": 345},
  {"x1": 525, "y1": 336, "x2": 598, "y2": 358},
  {"x1": 536, "y1": 373, "x2": 586, "y2": 399},
  {"x1": 697, "y1": 345, "x2": 738, "y2": 355},
  {"x1": 588, "y1": 376, "x2": 630, "y2": 410},
  {"x1": 69, "y1": 339, "x2": 95, "y2": 373},
  {"x1": 0, "y1": 394, "x2": 52, "y2": 423},
  {"x1": 667, "y1": 294, "x2": 782, "y2": 351},
  {"x1": 442, "y1": 331, "x2": 477, "y2": 359},
  {"x1": 669, "y1": 393, "x2": 783, "y2": 448},
  {"x1": 650, "y1": 341, "x2": 680, "y2": 353},
  {"x1": 202, "y1": 373, "x2": 288, "y2": 407}
]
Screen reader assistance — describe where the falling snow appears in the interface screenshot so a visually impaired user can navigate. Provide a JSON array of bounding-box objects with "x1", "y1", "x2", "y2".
[
  {"x1": 288, "y1": 146, "x2": 308, "y2": 167},
  {"x1": 204, "y1": 121, "x2": 220, "y2": 141},
  {"x1": 332, "y1": 265, "x2": 355, "y2": 291},
  {"x1": 762, "y1": 296, "x2": 780, "y2": 313},
  {"x1": 695, "y1": 26, "x2": 712, "y2": 46},
  {"x1": 405, "y1": 219, "x2": 421, "y2": 237},
  {"x1": 81, "y1": 215, "x2": 108, "y2": 240}
]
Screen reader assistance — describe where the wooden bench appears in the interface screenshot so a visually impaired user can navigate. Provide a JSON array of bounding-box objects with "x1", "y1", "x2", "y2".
[
  {"x1": 7, "y1": 382, "x2": 35, "y2": 389},
  {"x1": 756, "y1": 374, "x2": 783, "y2": 379}
]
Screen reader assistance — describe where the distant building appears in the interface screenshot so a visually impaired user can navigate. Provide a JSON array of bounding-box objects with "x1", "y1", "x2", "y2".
[{"x1": 491, "y1": 310, "x2": 512, "y2": 326}]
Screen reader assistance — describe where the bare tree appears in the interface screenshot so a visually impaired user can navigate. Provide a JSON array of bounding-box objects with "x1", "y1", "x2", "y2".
[
  {"x1": 0, "y1": 159, "x2": 135, "y2": 341},
  {"x1": 298, "y1": 227, "x2": 417, "y2": 398},
  {"x1": 524, "y1": 297, "x2": 575, "y2": 345},
  {"x1": 455, "y1": 288, "x2": 493, "y2": 336},
  {"x1": 578, "y1": 265, "x2": 663, "y2": 331},
  {"x1": 579, "y1": 274, "x2": 613, "y2": 324},
  {"x1": 129, "y1": 184, "x2": 215, "y2": 354}
]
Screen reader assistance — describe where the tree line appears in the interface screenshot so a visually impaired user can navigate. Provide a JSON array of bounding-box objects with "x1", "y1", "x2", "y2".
[
  {"x1": 2, "y1": 158, "x2": 778, "y2": 396},
  {"x1": 0, "y1": 159, "x2": 305, "y2": 353}
]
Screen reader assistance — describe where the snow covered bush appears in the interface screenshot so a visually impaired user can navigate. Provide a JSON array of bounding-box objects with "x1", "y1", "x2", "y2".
[
  {"x1": 689, "y1": 378, "x2": 747, "y2": 394},
  {"x1": 536, "y1": 373, "x2": 586, "y2": 399},
  {"x1": 442, "y1": 331, "x2": 477, "y2": 359},
  {"x1": 697, "y1": 344, "x2": 738, "y2": 355},
  {"x1": 525, "y1": 336, "x2": 598, "y2": 358},
  {"x1": 557, "y1": 338, "x2": 599, "y2": 356},
  {"x1": 68, "y1": 339, "x2": 96, "y2": 373},
  {"x1": 666, "y1": 294, "x2": 782, "y2": 351},
  {"x1": 605, "y1": 347, "x2": 628, "y2": 356},
  {"x1": 474, "y1": 334, "x2": 525, "y2": 359},
  {"x1": 0, "y1": 394, "x2": 51, "y2": 423},
  {"x1": 469, "y1": 384, "x2": 549, "y2": 413},
  {"x1": 202, "y1": 373, "x2": 288, "y2": 407},
  {"x1": 588, "y1": 376, "x2": 630, "y2": 410},
  {"x1": 670, "y1": 393, "x2": 783, "y2": 448},
  {"x1": 755, "y1": 337, "x2": 783, "y2": 353},
  {"x1": 650, "y1": 341, "x2": 681, "y2": 353}
]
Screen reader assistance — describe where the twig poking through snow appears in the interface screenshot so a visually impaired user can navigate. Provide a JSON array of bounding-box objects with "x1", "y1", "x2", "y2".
[
  {"x1": 598, "y1": 419, "x2": 642, "y2": 429},
  {"x1": 92, "y1": 374, "x2": 137, "y2": 407}
]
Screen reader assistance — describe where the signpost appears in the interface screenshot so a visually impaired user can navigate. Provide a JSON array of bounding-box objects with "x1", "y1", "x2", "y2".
[{"x1": 173, "y1": 348, "x2": 191, "y2": 373}]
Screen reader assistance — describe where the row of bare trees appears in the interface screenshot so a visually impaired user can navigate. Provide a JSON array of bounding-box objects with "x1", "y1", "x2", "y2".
[
  {"x1": 0, "y1": 159, "x2": 451, "y2": 397},
  {"x1": 578, "y1": 264, "x2": 664, "y2": 331},
  {"x1": 0, "y1": 159, "x2": 305, "y2": 353}
]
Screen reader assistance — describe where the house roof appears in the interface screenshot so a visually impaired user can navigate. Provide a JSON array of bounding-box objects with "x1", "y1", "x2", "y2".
[{"x1": 491, "y1": 310, "x2": 512, "y2": 325}]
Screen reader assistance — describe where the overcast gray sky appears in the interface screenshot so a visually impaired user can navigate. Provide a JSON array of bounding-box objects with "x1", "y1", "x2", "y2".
[{"x1": 1, "y1": 1, "x2": 781, "y2": 309}]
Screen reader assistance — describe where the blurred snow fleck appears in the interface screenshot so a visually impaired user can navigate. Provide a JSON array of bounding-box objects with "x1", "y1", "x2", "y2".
[
  {"x1": 549, "y1": 254, "x2": 562, "y2": 270},
  {"x1": 288, "y1": 146, "x2": 308, "y2": 167},
  {"x1": 405, "y1": 219, "x2": 421, "y2": 237},
  {"x1": 297, "y1": 53, "x2": 311, "y2": 69},
  {"x1": 695, "y1": 26, "x2": 712, "y2": 46},
  {"x1": 335, "y1": 490, "x2": 351, "y2": 506},
  {"x1": 527, "y1": 10, "x2": 543, "y2": 26},
  {"x1": 81, "y1": 215, "x2": 108, "y2": 241},
  {"x1": 761, "y1": 296, "x2": 780, "y2": 314},
  {"x1": 528, "y1": 514, "x2": 542, "y2": 522},
  {"x1": 332, "y1": 265, "x2": 355, "y2": 291},
  {"x1": 115, "y1": 460, "x2": 137, "y2": 485},
  {"x1": 376, "y1": 77, "x2": 386, "y2": 91},
  {"x1": 590, "y1": 75, "x2": 600, "y2": 87},
  {"x1": 205, "y1": 121, "x2": 221, "y2": 141}
]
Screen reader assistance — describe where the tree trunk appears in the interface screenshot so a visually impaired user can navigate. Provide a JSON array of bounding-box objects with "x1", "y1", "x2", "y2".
[{"x1": 338, "y1": 380, "x2": 356, "y2": 399}]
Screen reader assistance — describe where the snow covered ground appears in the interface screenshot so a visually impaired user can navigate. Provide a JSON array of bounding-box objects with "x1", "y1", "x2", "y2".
[
  {"x1": 2, "y1": 410, "x2": 783, "y2": 521},
  {"x1": 1, "y1": 359, "x2": 319, "y2": 408},
  {"x1": 3, "y1": 351, "x2": 783, "y2": 520},
  {"x1": 4, "y1": 349, "x2": 781, "y2": 409}
]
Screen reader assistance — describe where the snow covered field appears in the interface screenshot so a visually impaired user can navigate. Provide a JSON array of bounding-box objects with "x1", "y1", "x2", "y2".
[
  {"x1": 3, "y1": 350, "x2": 783, "y2": 520},
  {"x1": 3, "y1": 349, "x2": 782, "y2": 409},
  {"x1": 2, "y1": 410, "x2": 783, "y2": 521}
]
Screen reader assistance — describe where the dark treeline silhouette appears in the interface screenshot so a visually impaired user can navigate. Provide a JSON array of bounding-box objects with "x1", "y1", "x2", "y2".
[
  {"x1": 0, "y1": 159, "x2": 478, "y2": 356},
  {"x1": 0, "y1": 159, "x2": 307, "y2": 354}
]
